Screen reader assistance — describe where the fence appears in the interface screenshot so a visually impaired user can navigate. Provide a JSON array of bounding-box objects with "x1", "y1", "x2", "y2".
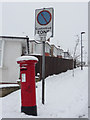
[{"x1": 34, "y1": 55, "x2": 73, "y2": 80}]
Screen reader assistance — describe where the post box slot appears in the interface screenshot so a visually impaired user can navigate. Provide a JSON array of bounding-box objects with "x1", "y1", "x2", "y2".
[{"x1": 20, "y1": 68, "x2": 27, "y2": 71}]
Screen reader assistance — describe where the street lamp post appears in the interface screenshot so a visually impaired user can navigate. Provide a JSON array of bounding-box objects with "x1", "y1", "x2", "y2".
[{"x1": 81, "y1": 32, "x2": 85, "y2": 70}]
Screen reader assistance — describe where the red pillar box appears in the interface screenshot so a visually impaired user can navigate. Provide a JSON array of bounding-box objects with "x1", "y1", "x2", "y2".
[{"x1": 16, "y1": 56, "x2": 38, "y2": 116}]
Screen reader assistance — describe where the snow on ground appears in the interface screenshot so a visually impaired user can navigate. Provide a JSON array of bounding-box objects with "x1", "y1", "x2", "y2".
[
  {"x1": 0, "y1": 84, "x2": 19, "y2": 88},
  {"x1": 0, "y1": 67, "x2": 88, "y2": 118}
]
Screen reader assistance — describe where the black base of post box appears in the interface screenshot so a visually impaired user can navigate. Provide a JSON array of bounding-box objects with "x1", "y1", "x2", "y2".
[{"x1": 21, "y1": 105, "x2": 37, "y2": 116}]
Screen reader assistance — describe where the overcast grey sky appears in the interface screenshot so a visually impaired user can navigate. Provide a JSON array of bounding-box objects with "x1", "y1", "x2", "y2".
[{"x1": 0, "y1": 2, "x2": 88, "y2": 57}]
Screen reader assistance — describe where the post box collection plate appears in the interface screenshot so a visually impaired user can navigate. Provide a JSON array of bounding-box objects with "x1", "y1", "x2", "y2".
[{"x1": 21, "y1": 73, "x2": 26, "y2": 82}]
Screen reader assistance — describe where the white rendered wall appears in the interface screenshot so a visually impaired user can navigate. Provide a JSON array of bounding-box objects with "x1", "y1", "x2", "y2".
[
  {"x1": 29, "y1": 42, "x2": 32, "y2": 54},
  {"x1": 33, "y1": 43, "x2": 36, "y2": 54},
  {"x1": 36, "y1": 43, "x2": 42, "y2": 55},
  {"x1": 45, "y1": 44, "x2": 51, "y2": 54},
  {"x1": 57, "y1": 49, "x2": 61, "y2": 56},
  {"x1": 29, "y1": 42, "x2": 36, "y2": 54},
  {"x1": 53, "y1": 47, "x2": 57, "y2": 57},
  {"x1": 2, "y1": 40, "x2": 22, "y2": 83},
  {"x1": 0, "y1": 68, "x2": 2, "y2": 83}
]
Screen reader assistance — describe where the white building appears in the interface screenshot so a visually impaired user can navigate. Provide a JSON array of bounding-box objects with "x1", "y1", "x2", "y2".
[
  {"x1": 51, "y1": 44, "x2": 58, "y2": 57},
  {"x1": 29, "y1": 40, "x2": 42, "y2": 55},
  {"x1": 29, "y1": 40, "x2": 51, "y2": 56},
  {"x1": 0, "y1": 36, "x2": 27, "y2": 84},
  {"x1": 57, "y1": 47, "x2": 63, "y2": 58},
  {"x1": 63, "y1": 51, "x2": 73, "y2": 59},
  {"x1": 45, "y1": 41, "x2": 51, "y2": 56}
]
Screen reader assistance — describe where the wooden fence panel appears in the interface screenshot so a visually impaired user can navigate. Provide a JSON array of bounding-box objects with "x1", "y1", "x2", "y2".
[{"x1": 34, "y1": 55, "x2": 73, "y2": 80}]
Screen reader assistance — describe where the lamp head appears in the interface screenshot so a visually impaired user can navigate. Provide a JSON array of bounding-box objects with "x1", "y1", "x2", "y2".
[{"x1": 81, "y1": 32, "x2": 85, "y2": 34}]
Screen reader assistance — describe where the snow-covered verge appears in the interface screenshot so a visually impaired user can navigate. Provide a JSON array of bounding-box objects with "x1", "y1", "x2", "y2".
[
  {"x1": 0, "y1": 84, "x2": 19, "y2": 88},
  {"x1": 0, "y1": 67, "x2": 88, "y2": 118}
]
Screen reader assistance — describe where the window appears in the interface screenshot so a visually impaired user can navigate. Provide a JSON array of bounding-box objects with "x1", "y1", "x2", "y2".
[{"x1": 0, "y1": 40, "x2": 2, "y2": 67}]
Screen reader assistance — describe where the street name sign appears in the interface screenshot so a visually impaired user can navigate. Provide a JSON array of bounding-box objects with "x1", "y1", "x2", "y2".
[{"x1": 35, "y1": 8, "x2": 54, "y2": 38}]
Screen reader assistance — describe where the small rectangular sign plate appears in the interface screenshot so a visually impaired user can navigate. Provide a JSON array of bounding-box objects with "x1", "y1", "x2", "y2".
[{"x1": 21, "y1": 73, "x2": 26, "y2": 82}]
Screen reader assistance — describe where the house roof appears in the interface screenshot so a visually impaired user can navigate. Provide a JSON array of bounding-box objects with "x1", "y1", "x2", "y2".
[
  {"x1": 0, "y1": 35, "x2": 29, "y2": 39},
  {"x1": 29, "y1": 40, "x2": 51, "y2": 47},
  {"x1": 29, "y1": 40, "x2": 41, "y2": 44},
  {"x1": 51, "y1": 44, "x2": 59, "y2": 50},
  {"x1": 64, "y1": 51, "x2": 73, "y2": 58},
  {"x1": 45, "y1": 41, "x2": 51, "y2": 48}
]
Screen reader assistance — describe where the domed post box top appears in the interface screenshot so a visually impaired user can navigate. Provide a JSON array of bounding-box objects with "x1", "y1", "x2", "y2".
[{"x1": 16, "y1": 56, "x2": 38, "y2": 65}]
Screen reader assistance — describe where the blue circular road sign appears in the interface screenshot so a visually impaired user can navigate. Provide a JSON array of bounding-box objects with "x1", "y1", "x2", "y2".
[{"x1": 37, "y1": 10, "x2": 52, "y2": 25}]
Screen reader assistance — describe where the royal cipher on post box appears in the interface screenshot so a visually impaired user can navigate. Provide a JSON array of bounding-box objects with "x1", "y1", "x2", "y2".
[{"x1": 16, "y1": 56, "x2": 38, "y2": 116}]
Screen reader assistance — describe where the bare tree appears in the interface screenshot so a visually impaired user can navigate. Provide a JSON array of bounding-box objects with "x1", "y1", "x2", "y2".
[{"x1": 72, "y1": 35, "x2": 79, "y2": 77}]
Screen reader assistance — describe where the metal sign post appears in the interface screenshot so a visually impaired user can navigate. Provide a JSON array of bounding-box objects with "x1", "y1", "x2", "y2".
[
  {"x1": 40, "y1": 36, "x2": 46, "y2": 104},
  {"x1": 42, "y1": 38, "x2": 45, "y2": 104}
]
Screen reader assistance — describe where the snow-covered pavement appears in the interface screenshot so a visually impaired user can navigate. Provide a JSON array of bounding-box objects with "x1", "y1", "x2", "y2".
[{"x1": 0, "y1": 67, "x2": 88, "y2": 118}]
